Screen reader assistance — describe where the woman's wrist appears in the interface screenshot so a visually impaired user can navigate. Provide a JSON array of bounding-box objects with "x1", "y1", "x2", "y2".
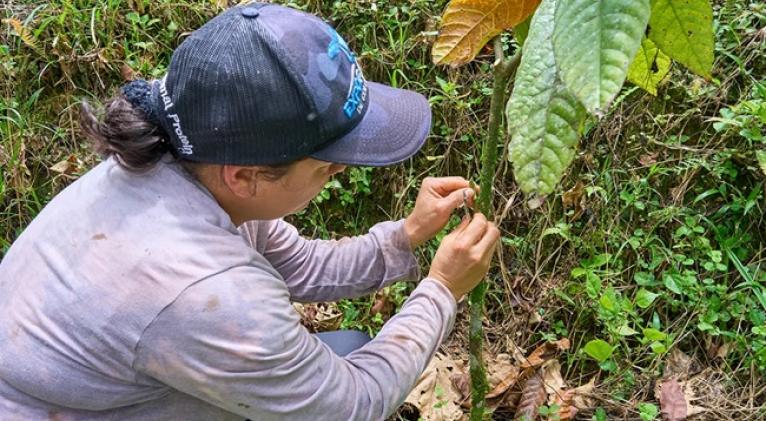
[{"x1": 403, "y1": 216, "x2": 427, "y2": 249}]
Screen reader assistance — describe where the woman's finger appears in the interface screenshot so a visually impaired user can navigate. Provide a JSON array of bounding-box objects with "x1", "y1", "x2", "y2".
[
  {"x1": 476, "y1": 223, "x2": 501, "y2": 260},
  {"x1": 460, "y1": 213, "x2": 488, "y2": 244},
  {"x1": 428, "y1": 177, "x2": 469, "y2": 196},
  {"x1": 440, "y1": 188, "x2": 474, "y2": 213}
]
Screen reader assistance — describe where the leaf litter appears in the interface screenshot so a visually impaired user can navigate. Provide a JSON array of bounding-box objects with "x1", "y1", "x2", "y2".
[{"x1": 403, "y1": 337, "x2": 597, "y2": 420}]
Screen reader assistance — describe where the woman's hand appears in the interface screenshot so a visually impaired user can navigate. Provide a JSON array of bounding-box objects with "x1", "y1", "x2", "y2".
[
  {"x1": 403, "y1": 177, "x2": 476, "y2": 249},
  {"x1": 428, "y1": 213, "x2": 500, "y2": 300}
]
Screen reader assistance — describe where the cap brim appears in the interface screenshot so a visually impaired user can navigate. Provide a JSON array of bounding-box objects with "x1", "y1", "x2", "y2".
[{"x1": 309, "y1": 82, "x2": 431, "y2": 167}]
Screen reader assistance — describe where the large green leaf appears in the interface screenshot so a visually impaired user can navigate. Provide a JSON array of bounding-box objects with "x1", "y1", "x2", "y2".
[
  {"x1": 648, "y1": 0, "x2": 714, "y2": 78},
  {"x1": 507, "y1": 0, "x2": 586, "y2": 196},
  {"x1": 627, "y1": 38, "x2": 672, "y2": 95},
  {"x1": 552, "y1": 0, "x2": 650, "y2": 115}
]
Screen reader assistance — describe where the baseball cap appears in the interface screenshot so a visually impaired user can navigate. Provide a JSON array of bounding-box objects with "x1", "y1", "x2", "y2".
[{"x1": 149, "y1": 2, "x2": 432, "y2": 167}]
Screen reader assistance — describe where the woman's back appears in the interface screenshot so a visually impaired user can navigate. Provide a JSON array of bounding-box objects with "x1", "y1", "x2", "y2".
[{"x1": 0, "y1": 156, "x2": 257, "y2": 419}]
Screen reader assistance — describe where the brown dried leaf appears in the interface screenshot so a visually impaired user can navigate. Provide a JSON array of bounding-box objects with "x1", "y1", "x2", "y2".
[
  {"x1": 663, "y1": 348, "x2": 693, "y2": 379},
  {"x1": 562, "y1": 181, "x2": 586, "y2": 221},
  {"x1": 120, "y1": 63, "x2": 136, "y2": 81},
  {"x1": 659, "y1": 378, "x2": 687, "y2": 421},
  {"x1": 405, "y1": 353, "x2": 465, "y2": 421},
  {"x1": 540, "y1": 361, "x2": 565, "y2": 395},
  {"x1": 551, "y1": 390, "x2": 577, "y2": 421},
  {"x1": 570, "y1": 378, "x2": 596, "y2": 410},
  {"x1": 561, "y1": 181, "x2": 584, "y2": 209},
  {"x1": 486, "y1": 361, "x2": 520, "y2": 399},
  {"x1": 50, "y1": 155, "x2": 78, "y2": 175},
  {"x1": 450, "y1": 371, "x2": 471, "y2": 406},
  {"x1": 520, "y1": 338, "x2": 570, "y2": 369},
  {"x1": 370, "y1": 290, "x2": 394, "y2": 318},
  {"x1": 706, "y1": 338, "x2": 731, "y2": 360},
  {"x1": 514, "y1": 369, "x2": 546, "y2": 421},
  {"x1": 550, "y1": 378, "x2": 596, "y2": 421},
  {"x1": 293, "y1": 303, "x2": 342, "y2": 332},
  {"x1": 433, "y1": 0, "x2": 542, "y2": 65},
  {"x1": 639, "y1": 152, "x2": 659, "y2": 166}
]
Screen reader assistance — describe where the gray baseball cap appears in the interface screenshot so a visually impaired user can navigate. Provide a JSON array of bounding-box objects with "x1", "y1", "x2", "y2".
[{"x1": 150, "y1": 2, "x2": 432, "y2": 166}]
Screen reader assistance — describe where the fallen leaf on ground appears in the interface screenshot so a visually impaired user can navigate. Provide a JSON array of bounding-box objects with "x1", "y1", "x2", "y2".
[
  {"x1": 706, "y1": 338, "x2": 731, "y2": 360},
  {"x1": 663, "y1": 348, "x2": 694, "y2": 379},
  {"x1": 659, "y1": 378, "x2": 687, "y2": 421},
  {"x1": 520, "y1": 338, "x2": 570, "y2": 369},
  {"x1": 293, "y1": 303, "x2": 342, "y2": 332},
  {"x1": 541, "y1": 360, "x2": 565, "y2": 395},
  {"x1": 487, "y1": 367, "x2": 519, "y2": 399},
  {"x1": 562, "y1": 181, "x2": 586, "y2": 221},
  {"x1": 486, "y1": 354, "x2": 521, "y2": 399},
  {"x1": 120, "y1": 63, "x2": 136, "y2": 81},
  {"x1": 450, "y1": 371, "x2": 471, "y2": 407},
  {"x1": 50, "y1": 155, "x2": 79, "y2": 176},
  {"x1": 549, "y1": 378, "x2": 596, "y2": 421},
  {"x1": 514, "y1": 368, "x2": 546, "y2": 421},
  {"x1": 639, "y1": 152, "x2": 659, "y2": 166},
  {"x1": 405, "y1": 353, "x2": 465, "y2": 421},
  {"x1": 370, "y1": 290, "x2": 394, "y2": 318}
]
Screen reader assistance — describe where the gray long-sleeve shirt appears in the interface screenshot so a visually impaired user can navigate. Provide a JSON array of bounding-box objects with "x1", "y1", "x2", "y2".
[{"x1": 0, "y1": 157, "x2": 457, "y2": 420}]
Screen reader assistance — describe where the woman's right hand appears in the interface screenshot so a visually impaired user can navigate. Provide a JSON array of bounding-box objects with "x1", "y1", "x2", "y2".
[{"x1": 428, "y1": 213, "x2": 501, "y2": 300}]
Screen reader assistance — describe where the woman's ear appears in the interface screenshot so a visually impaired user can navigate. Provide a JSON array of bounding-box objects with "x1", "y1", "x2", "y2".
[{"x1": 221, "y1": 165, "x2": 259, "y2": 198}]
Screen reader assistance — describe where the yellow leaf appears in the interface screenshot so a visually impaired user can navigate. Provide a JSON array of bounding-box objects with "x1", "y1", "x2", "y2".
[
  {"x1": 432, "y1": 0, "x2": 542, "y2": 66},
  {"x1": 627, "y1": 37, "x2": 671, "y2": 95},
  {"x1": 4, "y1": 18, "x2": 41, "y2": 54}
]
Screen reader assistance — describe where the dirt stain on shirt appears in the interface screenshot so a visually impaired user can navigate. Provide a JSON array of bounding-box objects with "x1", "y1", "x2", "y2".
[{"x1": 204, "y1": 296, "x2": 220, "y2": 312}]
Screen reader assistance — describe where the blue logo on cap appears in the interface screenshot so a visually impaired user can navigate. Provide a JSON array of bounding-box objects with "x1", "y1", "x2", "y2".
[
  {"x1": 326, "y1": 27, "x2": 367, "y2": 119},
  {"x1": 327, "y1": 27, "x2": 355, "y2": 63}
]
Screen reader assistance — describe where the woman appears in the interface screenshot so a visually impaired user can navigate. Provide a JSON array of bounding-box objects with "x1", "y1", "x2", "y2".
[{"x1": 0, "y1": 3, "x2": 499, "y2": 420}]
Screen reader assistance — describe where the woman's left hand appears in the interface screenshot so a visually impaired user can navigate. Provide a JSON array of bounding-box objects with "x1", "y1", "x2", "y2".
[{"x1": 403, "y1": 177, "x2": 476, "y2": 249}]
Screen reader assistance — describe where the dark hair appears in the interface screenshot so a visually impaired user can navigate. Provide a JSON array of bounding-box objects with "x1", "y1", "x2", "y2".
[
  {"x1": 80, "y1": 95, "x2": 169, "y2": 171},
  {"x1": 79, "y1": 94, "x2": 295, "y2": 180}
]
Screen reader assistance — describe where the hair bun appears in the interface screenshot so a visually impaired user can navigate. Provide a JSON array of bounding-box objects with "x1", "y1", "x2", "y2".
[{"x1": 121, "y1": 79, "x2": 160, "y2": 125}]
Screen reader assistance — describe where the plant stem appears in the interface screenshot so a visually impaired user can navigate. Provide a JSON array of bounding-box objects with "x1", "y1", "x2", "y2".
[{"x1": 469, "y1": 37, "x2": 521, "y2": 421}]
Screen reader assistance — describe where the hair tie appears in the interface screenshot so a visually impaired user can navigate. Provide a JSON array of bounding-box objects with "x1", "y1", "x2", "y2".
[{"x1": 121, "y1": 79, "x2": 161, "y2": 125}]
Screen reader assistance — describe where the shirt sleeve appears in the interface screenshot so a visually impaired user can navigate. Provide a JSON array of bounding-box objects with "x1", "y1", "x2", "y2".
[
  {"x1": 254, "y1": 219, "x2": 420, "y2": 302},
  {"x1": 133, "y1": 266, "x2": 457, "y2": 421}
]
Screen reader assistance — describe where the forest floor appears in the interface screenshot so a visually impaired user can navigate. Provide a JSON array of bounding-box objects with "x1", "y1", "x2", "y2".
[{"x1": 2, "y1": 0, "x2": 766, "y2": 420}]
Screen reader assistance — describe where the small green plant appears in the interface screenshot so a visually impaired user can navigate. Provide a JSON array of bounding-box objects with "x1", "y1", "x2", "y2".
[
  {"x1": 538, "y1": 403, "x2": 561, "y2": 420},
  {"x1": 638, "y1": 402, "x2": 659, "y2": 421},
  {"x1": 592, "y1": 407, "x2": 608, "y2": 421},
  {"x1": 711, "y1": 83, "x2": 766, "y2": 144}
]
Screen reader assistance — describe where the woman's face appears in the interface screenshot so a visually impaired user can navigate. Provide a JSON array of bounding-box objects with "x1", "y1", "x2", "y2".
[
  {"x1": 255, "y1": 158, "x2": 347, "y2": 219},
  {"x1": 199, "y1": 158, "x2": 346, "y2": 224}
]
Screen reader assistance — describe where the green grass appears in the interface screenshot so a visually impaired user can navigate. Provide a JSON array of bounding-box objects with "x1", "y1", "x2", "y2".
[{"x1": 3, "y1": 0, "x2": 766, "y2": 418}]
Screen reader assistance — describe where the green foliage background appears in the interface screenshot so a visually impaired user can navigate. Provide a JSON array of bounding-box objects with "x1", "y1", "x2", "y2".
[{"x1": 2, "y1": 0, "x2": 766, "y2": 417}]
